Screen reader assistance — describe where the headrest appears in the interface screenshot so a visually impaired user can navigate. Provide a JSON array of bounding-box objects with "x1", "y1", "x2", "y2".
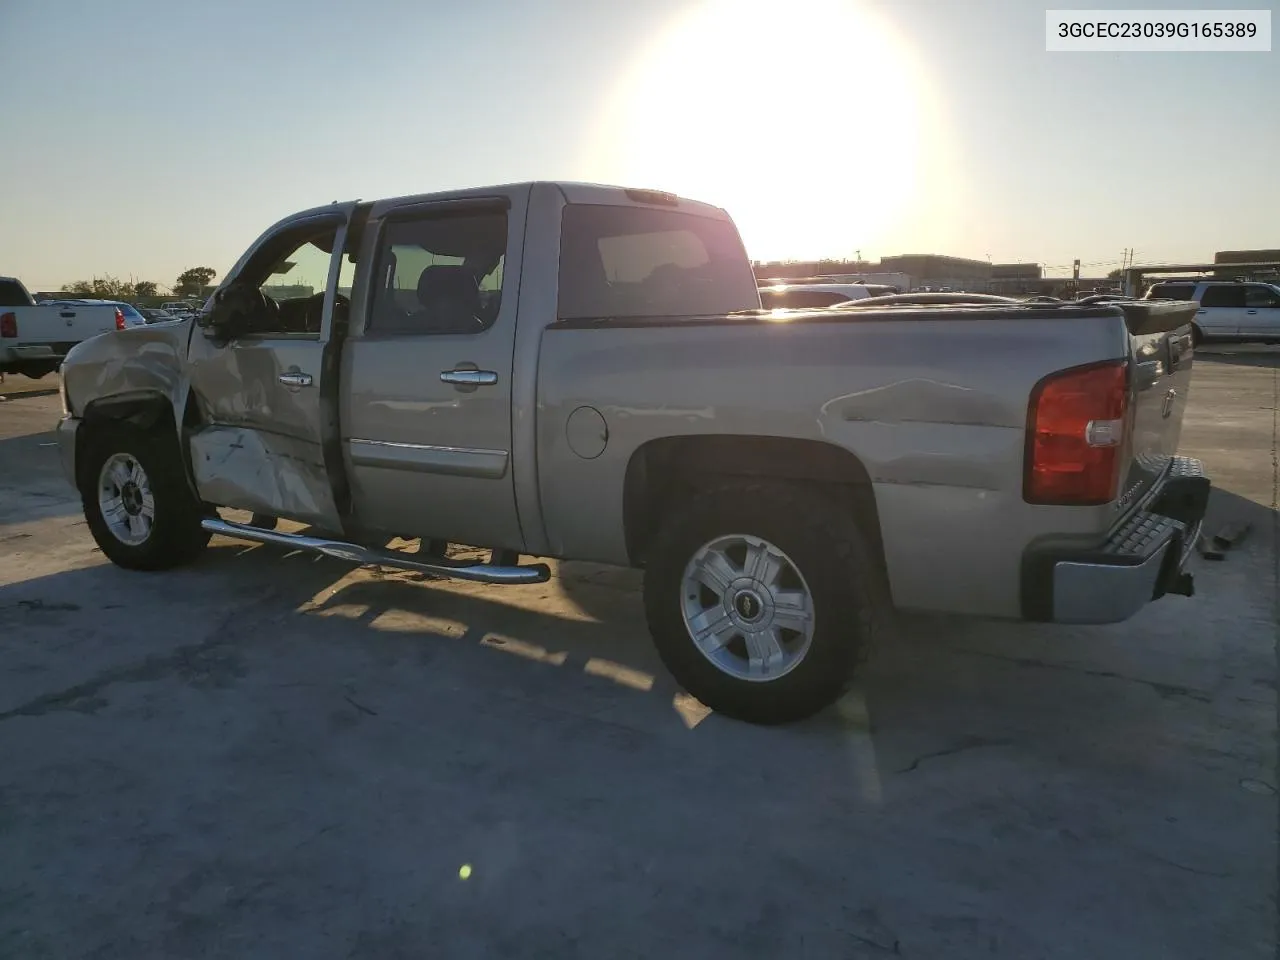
[{"x1": 417, "y1": 265, "x2": 479, "y2": 308}]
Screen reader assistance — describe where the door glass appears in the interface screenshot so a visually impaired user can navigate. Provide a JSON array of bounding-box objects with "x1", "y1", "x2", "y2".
[
  {"x1": 1198, "y1": 286, "x2": 1246, "y2": 308},
  {"x1": 237, "y1": 223, "x2": 348, "y2": 337},
  {"x1": 366, "y1": 211, "x2": 508, "y2": 336},
  {"x1": 1244, "y1": 285, "x2": 1280, "y2": 308}
]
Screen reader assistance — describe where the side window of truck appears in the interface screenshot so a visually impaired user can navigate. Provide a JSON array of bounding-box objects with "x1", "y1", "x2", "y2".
[
  {"x1": 232, "y1": 220, "x2": 354, "y2": 338},
  {"x1": 1149, "y1": 283, "x2": 1195, "y2": 301},
  {"x1": 1199, "y1": 286, "x2": 1246, "y2": 309},
  {"x1": 365, "y1": 210, "x2": 508, "y2": 336},
  {"x1": 1244, "y1": 285, "x2": 1280, "y2": 308}
]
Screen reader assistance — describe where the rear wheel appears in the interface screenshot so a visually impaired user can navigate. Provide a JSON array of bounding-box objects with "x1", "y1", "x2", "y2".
[
  {"x1": 1190, "y1": 324, "x2": 1204, "y2": 347},
  {"x1": 81, "y1": 423, "x2": 210, "y2": 570},
  {"x1": 642, "y1": 482, "x2": 882, "y2": 725}
]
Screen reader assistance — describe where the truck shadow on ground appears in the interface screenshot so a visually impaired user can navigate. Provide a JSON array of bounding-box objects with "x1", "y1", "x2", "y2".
[
  {"x1": 176, "y1": 478, "x2": 1275, "y2": 752},
  {"x1": 2, "y1": 481, "x2": 1269, "y2": 764}
]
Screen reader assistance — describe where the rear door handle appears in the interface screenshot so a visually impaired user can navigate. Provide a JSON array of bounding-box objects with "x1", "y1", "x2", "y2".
[
  {"x1": 60, "y1": 311, "x2": 75, "y2": 318},
  {"x1": 278, "y1": 372, "x2": 313, "y2": 387},
  {"x1": 440, "y1": 369, "x2": 498, "y2": 386},
  {"x1": 1246, "y1": 309, "x2": 1258, "y2": 315}
]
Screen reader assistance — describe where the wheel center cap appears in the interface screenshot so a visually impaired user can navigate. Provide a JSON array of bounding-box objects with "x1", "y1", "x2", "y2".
[
  {"x1": 734, "y1": 589, "x2": 764, "y2": 622},
  {"x1": 121, "y1": 482, "x2": 142, "y2": 515}
]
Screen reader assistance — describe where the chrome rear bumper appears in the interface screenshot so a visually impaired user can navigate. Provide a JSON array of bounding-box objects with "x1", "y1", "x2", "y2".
[{"x1": 1022, "y1": 457, "x2": 1210, "y2": 624}]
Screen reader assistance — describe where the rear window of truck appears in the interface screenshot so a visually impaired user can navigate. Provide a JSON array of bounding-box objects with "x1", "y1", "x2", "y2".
[
  {"x1": 0, "y1": 280, "x2": 31, "y2": 307},
  {"x1": 1148, "y1": 283, "x2": 1197, "y2": 301},
  {"x1": 557, "y1": 204, "x2": 760, "y2": 320}
]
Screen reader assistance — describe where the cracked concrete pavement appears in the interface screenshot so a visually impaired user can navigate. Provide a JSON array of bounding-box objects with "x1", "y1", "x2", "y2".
[{"x1": 0, "y1": 350, "x2": 1276, "y2": 959}]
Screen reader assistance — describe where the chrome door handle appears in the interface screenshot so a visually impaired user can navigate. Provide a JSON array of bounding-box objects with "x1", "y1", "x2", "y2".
[
  {"x1": 278, "y1": 372, "x2": 313, "y2": 387},
  {"x1": 440, "y1": 369, "x2": 498, "y2": 386}
]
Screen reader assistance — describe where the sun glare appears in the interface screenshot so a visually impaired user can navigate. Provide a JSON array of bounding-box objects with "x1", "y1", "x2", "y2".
[{"x1": 588, "y1": 0, "x2": 945, "y2": 262}]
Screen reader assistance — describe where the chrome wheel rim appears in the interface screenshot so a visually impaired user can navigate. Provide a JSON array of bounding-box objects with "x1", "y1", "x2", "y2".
[
  {"x1": 97, "y1": 452, "x2": 155, "y2": 546},
  {"x1": 680, "y1": 534, "x2": 816, "y2": 682}
]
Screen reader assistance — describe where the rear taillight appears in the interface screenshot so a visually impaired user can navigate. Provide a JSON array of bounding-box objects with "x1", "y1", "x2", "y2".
[
  {"x1": 114, "y1": 307, "x2": 126, "y2": 331},
  {"x1": 0, "y1": 313, "x2": 15, "y2": 338},
  {"x1": 1024, "y1": 360, "x2": 1129, "y2": 505}
]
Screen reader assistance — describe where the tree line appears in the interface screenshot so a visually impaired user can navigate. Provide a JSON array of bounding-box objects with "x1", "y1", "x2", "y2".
[{"x1": 58, "y1": 267, "x2": 218, "y2": 300}]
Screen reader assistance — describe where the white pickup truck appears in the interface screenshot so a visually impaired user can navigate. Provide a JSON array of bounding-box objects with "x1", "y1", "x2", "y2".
[{"x1": 0, "y1": 277, "x2": 128, "y2": 378}]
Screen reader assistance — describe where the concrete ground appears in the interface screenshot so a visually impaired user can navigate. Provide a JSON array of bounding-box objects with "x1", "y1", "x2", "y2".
[{"x1": 0, "y1": 351, "x2": 1275, "y2": 959}]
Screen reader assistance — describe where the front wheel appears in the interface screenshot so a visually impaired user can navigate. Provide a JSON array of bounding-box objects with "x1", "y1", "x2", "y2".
[
  {"x1": 81, "y1": 423, "x2": 211, "y2": 570},
  {"x1": 643, "y1": 482, "x2": 883, "y2": 725},
  {"x1": 1190, "y1": 324, "x2": 1204, "y2": 348}
]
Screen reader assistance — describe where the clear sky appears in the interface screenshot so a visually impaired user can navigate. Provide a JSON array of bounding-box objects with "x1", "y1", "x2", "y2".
[{"x1": 1, "y1": 0, "x2": 1275, "y2": 291}]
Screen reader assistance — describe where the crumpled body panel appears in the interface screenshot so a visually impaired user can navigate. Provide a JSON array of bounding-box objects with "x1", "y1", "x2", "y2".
[
  {"x1": 188, "y1": 425, "x2": 332, "y2": 521},
  {"x1": 60, "y1": 321, "x2": 192, "y2": 418}
]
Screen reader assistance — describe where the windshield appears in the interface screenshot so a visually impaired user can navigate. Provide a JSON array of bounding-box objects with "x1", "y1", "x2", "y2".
[{"x1": 557, "y1": 203, "x2": 760, "y2": 320}]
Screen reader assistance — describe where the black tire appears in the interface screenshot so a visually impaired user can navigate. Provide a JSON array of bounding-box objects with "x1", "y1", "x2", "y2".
[
  {"x1": 81, "y1": 422, "x2": 211, "y2": 570},
  {"x1": 643, "y1": 481, "x2": 883, "y2": 725},
  {"x1": 1190, "y1": 324, "x2": 1204, "y2": 348},
  {"x1": 248, "y1": 513, "x2": 279, "y2": 530}
]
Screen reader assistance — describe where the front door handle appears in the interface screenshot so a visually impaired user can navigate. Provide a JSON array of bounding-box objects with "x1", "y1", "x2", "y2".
[
  {"x1": 278, "y1": 372, "x2": 313, "y2": 387},
  {"x1": 440, "y1": 369, "x2": 498, "y2": 386},
  {"x1": 1246, "y1": 309, "x2": 1258, "y2": 315},
  {"x1": 60, "y1": 311, "x2": 75, "y2": 318}
]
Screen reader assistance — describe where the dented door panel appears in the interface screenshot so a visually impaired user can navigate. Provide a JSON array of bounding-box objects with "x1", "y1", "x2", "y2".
[
  {"x1": 182, "y1": 206, "x2": 356, "y2": 530},
  {"x1": 186, "y1": 334, "x2": 338, "y2": 526},
  {"x1": 189, "y1": 425, "x2": 334, "y2": 522}
]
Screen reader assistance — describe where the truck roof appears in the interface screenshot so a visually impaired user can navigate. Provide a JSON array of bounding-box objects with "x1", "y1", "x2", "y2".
[{"x1": 283, "y1": 182, "x2": 733, "y2": 224}]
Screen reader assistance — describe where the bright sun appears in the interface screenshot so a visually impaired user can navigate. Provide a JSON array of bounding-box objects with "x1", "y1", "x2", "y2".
[{"x1": 587, "y1": 0, "x2": 942, "y2": 262}]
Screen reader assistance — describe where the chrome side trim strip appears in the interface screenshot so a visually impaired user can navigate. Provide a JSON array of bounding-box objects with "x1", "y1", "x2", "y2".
[{"x1": 347, "y1": 438, "x2": 509, "y2": 479}]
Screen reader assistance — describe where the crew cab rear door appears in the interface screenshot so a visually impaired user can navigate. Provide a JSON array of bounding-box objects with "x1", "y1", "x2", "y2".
[
  {"x1": 338, "y1": 190, "x2": 526, "y2": 551},
  {"x1": 1240, "y1": 283, "x2": 1280, "y2": 338},
  {"x1": 1194, "y1": 284, "x2": 1245, "y2": 338},
  {"x1": 183, "y1": 204, "x2": 359, "y2": 532}
]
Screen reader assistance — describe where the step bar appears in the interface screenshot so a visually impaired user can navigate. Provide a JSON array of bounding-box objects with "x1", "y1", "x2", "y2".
[{"x1": 201, "y1": 517, "x2": 551, "y2": 585}]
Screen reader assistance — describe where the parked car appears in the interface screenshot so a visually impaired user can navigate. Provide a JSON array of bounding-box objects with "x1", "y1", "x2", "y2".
[
  {"x1": 161, "y1": 300, "x2": 201, "y2": 320},
  {"x1": 759, "y1": 282, "x2": 898, "y2": 309},
  {"x1": 138, "y1": 308, "x2": 179, "y2": 324},
  {"x1": 54, "y1": 181, "x2": 1209, "y2": 725},
  {"x1": 0, "y1": 279, "x2": 129, "y2": 378},
  {"x1": 1143, "y1": 279, "x2": 1280, "y2": 345}
]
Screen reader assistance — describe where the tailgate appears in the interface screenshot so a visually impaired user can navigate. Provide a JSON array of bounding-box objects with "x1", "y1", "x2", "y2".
[
  {"x1": 1118, "y1": 301, "x2": 1197, "y2": 510},
  {"x1": 21, "y1": 305, "x2": 118, "y2": 346}
]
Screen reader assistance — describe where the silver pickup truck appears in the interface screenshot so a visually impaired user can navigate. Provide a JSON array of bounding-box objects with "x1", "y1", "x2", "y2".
[{"x1": 54, "y1": 181, "x2": 1210, "y2": 724}]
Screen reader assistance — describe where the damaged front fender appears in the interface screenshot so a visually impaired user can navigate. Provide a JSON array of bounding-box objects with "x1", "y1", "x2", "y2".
[
  {"x1": 61, "y1": 321, "x2": 194, "y2": 424},
  {"x1": 59, "y1": 322, "x2": 198, "y2": 491}
]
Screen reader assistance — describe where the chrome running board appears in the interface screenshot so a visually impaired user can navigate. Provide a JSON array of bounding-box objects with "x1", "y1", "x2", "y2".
[{"x1": 202, "y1": 517, "x2": 550, "y2": 585}]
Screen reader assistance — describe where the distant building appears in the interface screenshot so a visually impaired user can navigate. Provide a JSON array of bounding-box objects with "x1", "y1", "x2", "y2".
[{"x1": 1213, "y1": 249, "x2": 1280, "y2": 280}]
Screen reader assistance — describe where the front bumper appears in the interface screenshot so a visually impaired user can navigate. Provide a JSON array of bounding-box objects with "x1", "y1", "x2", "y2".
[
  {"x1": 55, "y1": 416, "x2": 80, "y2": 490},
  {"x1": 1022, "y1": 457, "x2": 1210, "y2": 624}
]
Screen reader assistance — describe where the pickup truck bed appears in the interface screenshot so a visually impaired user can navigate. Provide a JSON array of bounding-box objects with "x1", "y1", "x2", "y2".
[{"x1": 52, "y1": 181, "x2": 1209, "y2": 725}]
